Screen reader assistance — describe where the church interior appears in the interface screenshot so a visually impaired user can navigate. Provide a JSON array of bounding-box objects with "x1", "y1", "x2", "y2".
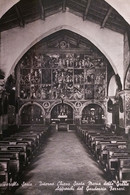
[{"x1": 0, "y1": 0, "x2": 130, "y2": 194}]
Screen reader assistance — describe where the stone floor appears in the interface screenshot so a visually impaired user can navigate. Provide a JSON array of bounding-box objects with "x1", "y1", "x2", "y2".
[{"x1": 8, "y1": 132, "x2": 129, "y2": 195}]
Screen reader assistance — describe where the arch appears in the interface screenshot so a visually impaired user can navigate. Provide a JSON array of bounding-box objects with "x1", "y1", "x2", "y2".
[
  {"x1": 48, "y1": 100, "x2": 76, "y2": 115},
  {"x1": 124, "y1": 64, "x2": 130, "y2": 89},
  {"x1": 80, "y1": 102, "x2": 106, "y2": 116},
  {"x1": 19, "y1": 102, "x2": 45, "y2": 125},
  {"x1": 9, "y1": 23, "x2": 118, "y2": 78},
  {"x1": 81, "y1": 103, "x2": 105, "y2": 124},
  {"x1": 50, "y1": 102, "x2": 74, "y2": 124},
  {"x1": 108, "y1": 75, "x2": 118, "y2": 97},
  {"x1": 1, "y1": 0, "x2": 130, "y2": 24},
  {"x1": 1, "y1": 12, "x2": 123, "y2": 81}
]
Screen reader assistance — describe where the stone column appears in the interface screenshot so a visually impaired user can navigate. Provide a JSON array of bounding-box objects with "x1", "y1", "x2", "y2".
[
  {"x1": 124, "y1": 91, "x2": 130, "y2": 149},
  {"x1": 124, "y1": 90, "x2": 130, "y2": 134},
  {"x1": 0, "y1": 79, "x2": 5, "y2": 135}
]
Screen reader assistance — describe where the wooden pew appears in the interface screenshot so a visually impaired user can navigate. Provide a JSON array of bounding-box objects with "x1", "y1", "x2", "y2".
[
  {"x1": 86, "y1": 132, "x2": 101, "y2": 147},
  {"x1": 92, "y1": 136, "x2": 127, "y2": 156},
  {"x1": 118, "y1": 157, "x2": 130, "y2": 182},
  {"x1": 0, "y1": 151, "x2": 20, "y2": 181},
  {"x1": 0, "y1": 145, "x2": 27, "y2": 166},
  {"x1": 76, "y1": 125, "x2": 130, "y2": 183},
  {"x1": 9, "y1": 136, "x2": 38, "y2": 157},
  {"x1": 89, "y1": 135, "x2": 113, "y2": 152},
  {"x1": 19, "y1": 127, "x2": 49, "y2": 141},
  {"x1": 96, "y1": 139, "x2": 127, "y2": 160},
  {"x1": 99, "y1": 142, "x2": 128, "y2": 164},
  {"x1": 0, "y1": 125, "x2": 51, "y2": 188},
  {"x1": 105, "y1": 149, "x2": 130, "y2": 173},
  {"x1": 11, "y1": 134, "x2": 39, "y2": 149},
  {"x1": 0, "y1": 159, "x2": 10, "y2": 183}
]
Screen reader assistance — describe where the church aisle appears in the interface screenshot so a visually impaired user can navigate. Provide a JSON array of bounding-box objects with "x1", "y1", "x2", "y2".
[{"x1": 14, "y1": 132, "x2": 112, "y2": 195}]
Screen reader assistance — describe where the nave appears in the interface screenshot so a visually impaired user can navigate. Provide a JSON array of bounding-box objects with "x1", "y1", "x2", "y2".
[
  {"x1": 14, "y1": 131, "x2": 111, "y2": 195},
  {"x1": 1, "y1": 1, "x2": 130, "y2": 194}
]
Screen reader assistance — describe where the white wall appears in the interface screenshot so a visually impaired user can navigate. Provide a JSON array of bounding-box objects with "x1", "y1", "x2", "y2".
[
  {"x1": 0, "y1": 0, "x2": 20, "y2": 19},
  {"x1": 108, "y1": 75, "x2": 118, "y2": 97},
  {"x1": 1, "y1": 12, "x2": 124, "y2": 83},
  {"x1": 105, "y1": 0, "x2": 130, "y2": 24}
]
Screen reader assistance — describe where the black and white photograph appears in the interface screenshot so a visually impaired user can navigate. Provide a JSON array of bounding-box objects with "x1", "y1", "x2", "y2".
[{"x1": 0, "y1": 0, "x2": 130, "y2": 194}]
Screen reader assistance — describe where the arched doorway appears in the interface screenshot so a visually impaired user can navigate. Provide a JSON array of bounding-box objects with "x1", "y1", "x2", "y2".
[
  {"x1": 51, "y1": 103, "x2": 73, "y2": 125},
  {"x1": 20, "y1": 104, "x2": 44, "y2": 125},
  {"x1": 82, "y1": 104, "x2": 104, "y2": 125}
]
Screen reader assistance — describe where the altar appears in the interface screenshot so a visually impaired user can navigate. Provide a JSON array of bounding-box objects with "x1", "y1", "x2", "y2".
[
  {"x1": 58, "y1": 114, "x2": 67, "y2": 123},
  {"x1": 57, "y1": 115, "x2": 68, "y2": 131}
]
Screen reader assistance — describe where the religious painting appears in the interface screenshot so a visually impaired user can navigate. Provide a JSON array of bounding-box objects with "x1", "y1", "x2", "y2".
[
  {"x1": 85, "y1": 85, "x2": 94, "y2": 99},
  {"x1": 19, "y1": 52, "x2": 107, "y2": 101}
]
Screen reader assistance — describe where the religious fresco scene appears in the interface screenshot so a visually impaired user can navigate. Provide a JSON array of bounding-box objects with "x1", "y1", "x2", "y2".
[
  {"x1": 16, "y1": 30, "x2": 109, "y2": 125},
  {"x1": 0, "y1": 0, "x2": 130, "y2": 194}
]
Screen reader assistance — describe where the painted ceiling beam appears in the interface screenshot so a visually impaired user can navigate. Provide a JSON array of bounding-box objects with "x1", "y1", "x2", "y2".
[
  {"x1": 39, "y1": 0, "x2": 45, "y2": 20},
  {"x1": 62, "y1": 0, "x2": 66, "y2": 12},
  {"x1": 15, "y1": 5, "x2": 24, "y2": 27},
  {"x1": 83, "y1": 0, "x2": 92, "y2": 21},
  {"x1": 101, "y1": 7, "x2": 113, "y2": 28}
]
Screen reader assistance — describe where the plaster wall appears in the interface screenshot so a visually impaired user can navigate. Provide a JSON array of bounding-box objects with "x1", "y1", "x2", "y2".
[
  {"x1": 1, "y1": 12, "x2": 124, "y2": 83},
  {"x1": 0, "y1": 0, "x2": 20, "y2": 19},
  {"x1": 107, "y1": 112, "x2": 112, "y2": 125},
  {"x1": 105, "y1": 0, "x2": 130, "y2": 24},
  {"x1": 108, "y1": 75, "x2": 118, "y2": 97}
]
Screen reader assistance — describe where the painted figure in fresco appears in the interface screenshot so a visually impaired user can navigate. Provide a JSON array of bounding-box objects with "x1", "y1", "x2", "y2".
[
  {"x1": 95, "y1": 85, "x2": 105, "y2": 99},
  {"x1": 24, "y1": 56, "x2": 30, "y2": 67},
  {"x1": 33, "y1": 54, "x2": 43, "y2": 67},
  {"x1": 85, "y1": 57, "x2": 94, "y2": 69},
  {"x1": 95, "y1": 72, "x2": 105, "y2": 85},
  {"x1": 96, "y1": 58, "x2": 105, "y2": 68},
  {"x1": 41, "y1": 87, "x2": 46, "y2": 99},
  {"x1": 19, "y1": 50, "x2": 107, "y2": 101},
  {"x1": 89, "y1": 109, "x2": 96, "y2": 124},
  {"x1": 31, "y1": 69, "x2": 41, "y2": 84},
  {"x1": 74, "y1": 86, "x2": 84, "y2": 100},
  {"x1": 52, "y1": 87, "x2": 58, "y2": 99},
  {"x1": 86, "y1": 73, "x2": 95, "y2": 84}
]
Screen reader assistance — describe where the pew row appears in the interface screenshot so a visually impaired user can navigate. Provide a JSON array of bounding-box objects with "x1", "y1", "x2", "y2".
[
  {"x1": 0, "y1": 126, "x2": 51, "y2": 187},
  {"x1": 76, "y1": 125, "x2": 130, "y2": 182}
]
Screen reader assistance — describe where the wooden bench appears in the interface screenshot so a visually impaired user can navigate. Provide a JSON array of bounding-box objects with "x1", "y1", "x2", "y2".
[
  {"x1": 11, "y1": 134, "x2": 39, "y2": 149},
  {"x1": 99, "y1": 142, "x2": 128, "y2": 164},
  {"x1": 105, "y1": 149, "x2": 130, "y2": 173},
  {"x1": 118, "y1": 157, "x2": 130, "y2": 182},
  {"x1": 0, "y1": 151, "x2": 20, "y2": 181},
  {"x1": 0, "y1": 159, "x2": 10, "y2": 183},
  {"x1": 96, "y1": 139, "x2": 127, "y2": 159},
  {"x1": 0, "y1": 145, "x2": 27, "y2": 166}
]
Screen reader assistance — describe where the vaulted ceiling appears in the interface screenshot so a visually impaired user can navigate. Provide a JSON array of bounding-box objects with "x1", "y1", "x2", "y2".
[{"x1": 0, "y1": 0, "x2": 129, "y2": 34}]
